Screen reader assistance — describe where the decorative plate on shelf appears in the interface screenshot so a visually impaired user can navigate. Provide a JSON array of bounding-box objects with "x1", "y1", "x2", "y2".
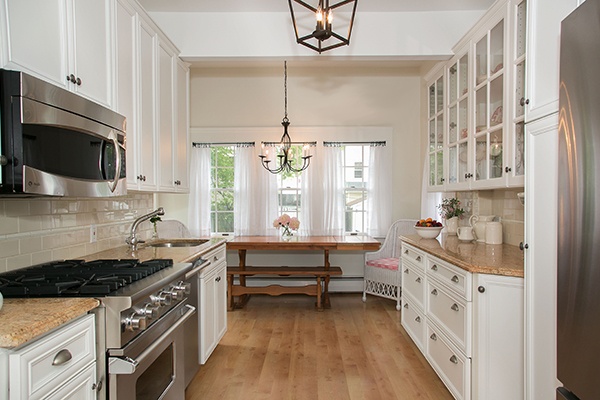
[{"x1": 491, "y1": 106, "x2": 503, "y2": 125}]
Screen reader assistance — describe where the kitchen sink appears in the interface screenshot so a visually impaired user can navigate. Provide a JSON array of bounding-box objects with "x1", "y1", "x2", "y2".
[{"x1": 146, "y1": 239, "x2": 209, "y2": 248}]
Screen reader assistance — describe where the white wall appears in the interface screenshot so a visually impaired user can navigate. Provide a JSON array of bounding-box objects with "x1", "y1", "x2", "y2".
[{"x1": 158, "y1": 64, "x2": 428, "y2": 224}]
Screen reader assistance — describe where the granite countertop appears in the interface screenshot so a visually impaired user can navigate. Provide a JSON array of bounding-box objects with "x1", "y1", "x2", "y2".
[
  {"x1": 0, "y1": 237, "x2": 228, "y2": 349},
  {"x1": 401, "y1": 234, "x2": 524, "y2": 278},
  {"x1": 0, "y1": 298, "x2": 100, "y2": 348}
]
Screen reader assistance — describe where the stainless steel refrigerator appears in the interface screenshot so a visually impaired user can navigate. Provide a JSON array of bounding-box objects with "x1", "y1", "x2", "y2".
[{"x1": 557, "y1": 0, "x2": 600, "y2": 399}]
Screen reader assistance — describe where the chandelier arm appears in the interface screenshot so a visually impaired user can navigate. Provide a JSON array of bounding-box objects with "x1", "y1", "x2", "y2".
[
  {"x1": 292, "y1": 0, "x2": 318, "y2": 13},
  {"x1": 329, "y1": 0, "x2": 355, "y2": 10}
]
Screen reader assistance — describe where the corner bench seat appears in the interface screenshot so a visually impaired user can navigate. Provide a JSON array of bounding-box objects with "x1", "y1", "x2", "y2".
[{"x1": 365, "y1": 257, "x2": 399, "y2": 271}]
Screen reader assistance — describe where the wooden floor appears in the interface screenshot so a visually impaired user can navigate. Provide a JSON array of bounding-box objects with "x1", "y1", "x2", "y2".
[{"x1": 185, "y1": 293, "x2": 453, "y2": 400}]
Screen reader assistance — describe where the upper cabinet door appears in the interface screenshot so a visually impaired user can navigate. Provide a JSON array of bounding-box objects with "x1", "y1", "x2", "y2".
[
  {"x1": 2, "y1": 0, "x2": 113, "y2": 108},
  {"x1": 70, "y1": 0, "x2": 113, "y2": 107},
  {"x1": 427, "y1": 71, "x2": 445, "y2": 192},
  {"x1": 525, "y1": 0, "x2": 580, "y2": 121},
  {"x1": 2, "y1": 0, "x2": 69, "y2": 88}
]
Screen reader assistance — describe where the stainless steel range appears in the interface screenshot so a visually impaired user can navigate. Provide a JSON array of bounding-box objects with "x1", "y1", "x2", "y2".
[{"x1": 0, "y1": 257, "x2": 208, "y2": 399}]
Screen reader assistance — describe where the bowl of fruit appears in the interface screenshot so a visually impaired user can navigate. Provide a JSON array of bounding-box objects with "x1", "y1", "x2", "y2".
[{"x1": 415, "y1": 218, "x2": 443, "y2": 239}]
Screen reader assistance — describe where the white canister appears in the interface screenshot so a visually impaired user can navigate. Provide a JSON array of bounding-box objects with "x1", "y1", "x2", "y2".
[{"x1": 485, "y1": 222, "x2": 503, "y2": 244}]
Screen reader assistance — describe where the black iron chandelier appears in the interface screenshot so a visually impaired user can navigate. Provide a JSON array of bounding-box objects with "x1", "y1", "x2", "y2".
[
  {"x1": 288, "y1": 0, "x2": 358, "y2": 54},
  {"x1": 259, "y1": 61, "x2": 314, "y2": 174}
]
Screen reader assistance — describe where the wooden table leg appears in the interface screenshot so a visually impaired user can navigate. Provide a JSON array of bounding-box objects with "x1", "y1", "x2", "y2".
[
  {"x1": 237, "y1": 249, "x2": 249, "y2": 308},
  {"x1": 323, "y1": 249, "x2": 332, "y2": 308}
]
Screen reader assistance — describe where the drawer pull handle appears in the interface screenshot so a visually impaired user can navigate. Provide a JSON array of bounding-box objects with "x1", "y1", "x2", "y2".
[
  {"x1": 451, "y1": 275, "x2": 459, "y2": 283},
  {"x1": 451, "y1": 303, "x2": 459, "y2": 311},
  {"x1": 415, "y1": 316, "x2": 421, "y2": 323},
  {"x1": 403, "y1": 303, "x2": 409, "y2": 309},
  {"x1": 430, "y1": 333, "x2": 437, "y2": 341},
  {"x1": 431, "y1": 265, "x2": 438, "y2": 271},
  {"x1": 52, "y1": 349, "x2": 73, "y2": 366},
  {"x1": 404, "y1": 268, "x2": 409, "y2": 274},
  {"x1": 431, "y1": 289, "x2": 438, "y2": 296},
  {"x1": 416, "y1": 277, "x2": 421, "y2": 283},
  {"x1": 216, "y1": 276, "x2": 221, "y2": 282},
  {"x1": 449, "y1": 355, "x2": 459, "y2": 364}
]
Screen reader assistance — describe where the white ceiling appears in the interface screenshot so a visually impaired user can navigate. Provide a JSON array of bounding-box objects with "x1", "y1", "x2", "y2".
[{"x1": 138, "y1": 0, "x2": 495, "y2": 13}]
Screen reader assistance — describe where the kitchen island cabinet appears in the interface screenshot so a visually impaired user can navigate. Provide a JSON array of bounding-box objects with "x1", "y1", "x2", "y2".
[{"x1": 400, "y1": 237, "x2": 524, "y2": 400}]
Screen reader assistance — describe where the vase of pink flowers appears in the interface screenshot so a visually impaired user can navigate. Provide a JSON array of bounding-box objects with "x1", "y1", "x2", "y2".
[{"x1": 273, "y1": 214, "x2": 300, "y2": 240}]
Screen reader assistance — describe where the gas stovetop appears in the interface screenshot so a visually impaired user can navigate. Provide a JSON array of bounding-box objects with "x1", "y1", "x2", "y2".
[{"x1": 0, "y1": 259, "x2": 174, "y2": 297}]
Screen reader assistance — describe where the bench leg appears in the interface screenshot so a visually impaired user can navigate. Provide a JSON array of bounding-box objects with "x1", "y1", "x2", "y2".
[{"x1": 316, "y1": 277, "x2": 323, "y2": 311}]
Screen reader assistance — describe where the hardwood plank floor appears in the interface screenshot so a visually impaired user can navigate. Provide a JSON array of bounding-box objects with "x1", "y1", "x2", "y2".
[{"x1": 185, "y1": 293, "x2": 453, "y2": 400}]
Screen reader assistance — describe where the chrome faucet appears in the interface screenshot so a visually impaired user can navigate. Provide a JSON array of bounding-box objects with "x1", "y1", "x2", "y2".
[{"x1": 126, "y1": 207, "x2": 165, "y2": 250}]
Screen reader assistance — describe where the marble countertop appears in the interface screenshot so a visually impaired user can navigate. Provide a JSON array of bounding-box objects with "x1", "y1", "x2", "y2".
[
  {"x1": 401, "y1": 234, "x2": 524, "y2": 278},
  {"x1": 0, "y1": 298, "x2": 100, "y2": 348},
  {"x1": 0, "y1": 237, "x2": 228, "y2": 349}
]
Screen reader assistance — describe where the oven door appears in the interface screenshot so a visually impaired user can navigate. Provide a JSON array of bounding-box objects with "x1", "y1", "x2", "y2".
[{"x1": 107, "y1": 302, "x2": 196, "y2": 400}]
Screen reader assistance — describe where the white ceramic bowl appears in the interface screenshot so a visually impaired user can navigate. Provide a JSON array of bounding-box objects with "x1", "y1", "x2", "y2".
[{"x1": 415, "y1": 226, "x2": 443, "y2": 239}]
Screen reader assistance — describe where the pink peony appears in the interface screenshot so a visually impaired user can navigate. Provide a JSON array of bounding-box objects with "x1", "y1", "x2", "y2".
[{"x1": 288, "y1": 217, "x2": 300, "y2": 230}]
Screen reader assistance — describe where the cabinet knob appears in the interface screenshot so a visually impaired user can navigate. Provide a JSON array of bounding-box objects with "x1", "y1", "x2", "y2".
[
  {"x1": 76, "y1": 77, "x2": 82, "y2": 86},
  {"x1": 431, "y1": 289, "x2": 438, "y2": 296},
  {"x1": 404, "y1": 268, "x2": 409, "y2": 274},
  {"x1": 416, "y1": 277, "x2": 421, "y2": 283},
  {"x1": 403, "y1": 303, "x2": 409, "y2": 309},
  {"x1": 403, "y1": 249, "x2": 408, "y2": 255},
  {"x1": 505, "y1": 166, "x2": 512, "y2": 173},
  {"x1": 478, "y1": 286, "x2": 485, "y2": 293},
  {"x1": 216, "y1": 276, "x2": 221, "y2": 282},
  {"x1": 91, "y1": 381, "x2": 103, "y2": 392},
  {"x1": 449, "y1": 355, "x2": 459, "y2": 364},
  {"x1": 520, "y1": 97, "x2": 530, "y2": 106},
  {"x1": 430, "y1": 333, "x2": 437, "y2": 341},
  {"x1": 464, "y1": 173, "x2": 473, "y2": 179},
  {"x1": 451, "y1": 303, "x2": 459, "y2": 311},
  {"x1": 451, "y1": 275, "x2": 459, "y2": 283},
  {"x1": 416, "y1": 256, "x2": 422, "y2": 262},
  {"x1": 519, "y1": 242, "x2": 529, "y2": 251},
  {"x1": 415, "y1": 316, "x2": 421, "y2": 323},
  {"x1": 431, "y1": 264, "x2": 438, "y2": 271}
]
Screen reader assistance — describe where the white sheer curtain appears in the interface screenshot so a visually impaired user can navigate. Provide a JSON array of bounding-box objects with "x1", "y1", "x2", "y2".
[
  {"x1": 301, "y1": 145, "x2": 344, "y2": 236},
  {"x1": 366, "y1": 144, "x2": 392, "y2": 237},
  {"x1": 187, "y1": 146, "x2": 211, "y2": 236},
  {"x1": 234, "y1": 145, "x2": 278, "y2": 235}
]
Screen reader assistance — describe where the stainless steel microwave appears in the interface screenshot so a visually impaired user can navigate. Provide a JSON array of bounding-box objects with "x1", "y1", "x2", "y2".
[{"x1": 0, "y1": 69, "x2": 126, "y2": 197}]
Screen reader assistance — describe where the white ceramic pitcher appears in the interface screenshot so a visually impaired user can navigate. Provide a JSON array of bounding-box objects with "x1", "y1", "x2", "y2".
[{"x1": 469, "y1": 215, "x2": 495, "y2": 242}]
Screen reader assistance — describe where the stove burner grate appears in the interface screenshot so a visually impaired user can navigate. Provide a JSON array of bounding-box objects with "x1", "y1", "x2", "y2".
[{"x1": 0, "y1": 259, "x2": 174, "y2": 297}]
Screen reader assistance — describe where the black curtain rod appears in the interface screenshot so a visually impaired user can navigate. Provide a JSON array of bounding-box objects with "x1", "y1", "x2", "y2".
[
  {"x1": 323, "y1": 141, "x2": 386, "y2": 147},
  {"x1": 261, "y1": 141, "x2": 317, "y2": 146},
  {"x1": 192, "y1": 142, "x2": 255, "y2": 147}
]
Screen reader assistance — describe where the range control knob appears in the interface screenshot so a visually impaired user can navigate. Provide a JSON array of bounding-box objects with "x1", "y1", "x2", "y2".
[
  {"x1": 151, "y1": 291, "x2": 172, "y2": 307},
  {"x1": 173, "y1": 281, "x2": 191, "y2": 295},
  {"x1": 168, "y1": 287, "x2": 185, "y2": 301},
  {"x1": 123, "y1": 313, "x2": 147, "y2": 332},
  {"x1": 140, "y1": 303, "x2": 159, "y2": 319}
]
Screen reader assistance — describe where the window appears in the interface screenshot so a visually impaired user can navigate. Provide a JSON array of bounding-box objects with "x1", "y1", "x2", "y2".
[
  {"x1": 342, "y1": 145, "x2": 369, "y2": 233},
  {"x1": 210, "y1": 146, "x2": 235, "y2": 233},
  {"x1": 276, "y1": 146, "x2": 305, "y2": 221}
]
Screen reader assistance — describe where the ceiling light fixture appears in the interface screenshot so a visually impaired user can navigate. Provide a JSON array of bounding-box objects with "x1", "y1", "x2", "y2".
[
  {"x1": 288, "y1": 0, "x2": 358, "y2": 54},
  {"x1": 259, "y1": 61, "x2": 314, "y2": 174}
]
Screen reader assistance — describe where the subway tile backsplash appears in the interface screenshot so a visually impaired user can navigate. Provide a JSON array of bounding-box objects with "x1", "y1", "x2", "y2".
[
  {"x1": 0, "y1": 194, "x2": 155, "y2": 272},
  {"x1": 457, "y1": 189, "x2": 525, "y2": 247}
]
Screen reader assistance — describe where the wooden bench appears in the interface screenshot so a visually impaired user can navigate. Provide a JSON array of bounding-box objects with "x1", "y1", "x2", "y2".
[{"x1": 227, "y1": 266, "x2": 343, "y2": 311}]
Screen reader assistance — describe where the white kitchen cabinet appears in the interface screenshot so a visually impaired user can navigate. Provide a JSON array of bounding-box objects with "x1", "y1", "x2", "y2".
[
  {"x1": 400, "y1": 240, "x2": 524, "y2": 400},
  {"x1": 2, "y1": 0, "x2": 113, "y2": 107},
  {"x1": 425, "y1": 64, "x2": 445, "y2": 191},
  {"x1": 445, "y1": 46, "x2": 471, "y2": 191},
  {"x1": 472, "y1": 273, "x2": 524, "y2": 400},
  {"x1": 157, "y1": 39, "x2": 176, "y2": 191},
  {"x1": 174, "y1": 59, "x2": 190, "y2": 192},
  {"x1": 199, "y1": 244, "x2": 227, "y2": 364},
  {"x1": 524, "y1": 0, "x2": 580, "y2": 122},
  {"x1": 7, "y1": 314, "x2": 97, "y2": 400},
  {"x1": 524, "y1": 113, "x2": 559, "y2": 400}
]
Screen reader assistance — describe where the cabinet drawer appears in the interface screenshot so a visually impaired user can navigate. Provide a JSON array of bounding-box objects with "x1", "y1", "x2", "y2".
[
  {"x1": 427, "y1": 256, "x2": 472, "y2": 301},
  {"x1": 44, "y1": 363, "x2": 97, "y2": 400},
  {"x1": 401, "y1": 243, "x2": 426, "y2": 272},
  {"x1": 204, "y1": 244, "x2": 226, "y2": 266},
  {"x1": 401, "y1": 298, "x2": 426, "y2": 352},
  {"x1": 426, "y1": 323, "x2": 471, "y2": 400},
  {"x1": 9, "y1": 314, "x2": 95, "y2": 400},
  {"x1": 427, "y1": 280, "x2": 471, "y2": 356},
  {"x1": 402, "y1": 262, "x2": 426, "y2": 309}
]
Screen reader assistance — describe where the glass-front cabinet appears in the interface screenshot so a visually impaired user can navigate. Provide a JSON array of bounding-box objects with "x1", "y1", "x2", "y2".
[
  {"x1": 446, "y1": 50, "x2": 470, "y2": 189},
  {"x1": 471, "y1": 11, "x2": 507, "y2": 189},
  {"x1": 427, "y1": 70, "x2": 445, "y2": 191},
  {"x1": 506, "y1": 0, "x2": 527, "y2": 186}
]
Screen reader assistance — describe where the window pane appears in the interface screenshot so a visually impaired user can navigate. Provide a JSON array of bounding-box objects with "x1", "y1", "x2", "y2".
[
  {"x1": 214, "y1": 190, "x2": 233, "y2": 211},
  {"x1": 216, "y1": 212, "x2": 234, "y2": 233}
]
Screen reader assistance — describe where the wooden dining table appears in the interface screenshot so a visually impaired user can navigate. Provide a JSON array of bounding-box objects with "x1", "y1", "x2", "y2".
[{"x1": 226, "y1": 235, "x2": 380, "y2": 310}]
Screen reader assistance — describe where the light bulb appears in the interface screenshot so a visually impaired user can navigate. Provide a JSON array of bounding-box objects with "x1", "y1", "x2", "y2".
[
  {"x1": 316, "y1": 7, "x2": 323, "y2": 22},
  {"x1": 327, "y1": 9, "x2": 333, "y2": 24}
]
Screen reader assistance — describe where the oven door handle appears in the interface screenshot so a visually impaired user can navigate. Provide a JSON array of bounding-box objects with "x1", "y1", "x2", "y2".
[{"x1": 108, "y1": 304, "x2": 196, "y2": 375}]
